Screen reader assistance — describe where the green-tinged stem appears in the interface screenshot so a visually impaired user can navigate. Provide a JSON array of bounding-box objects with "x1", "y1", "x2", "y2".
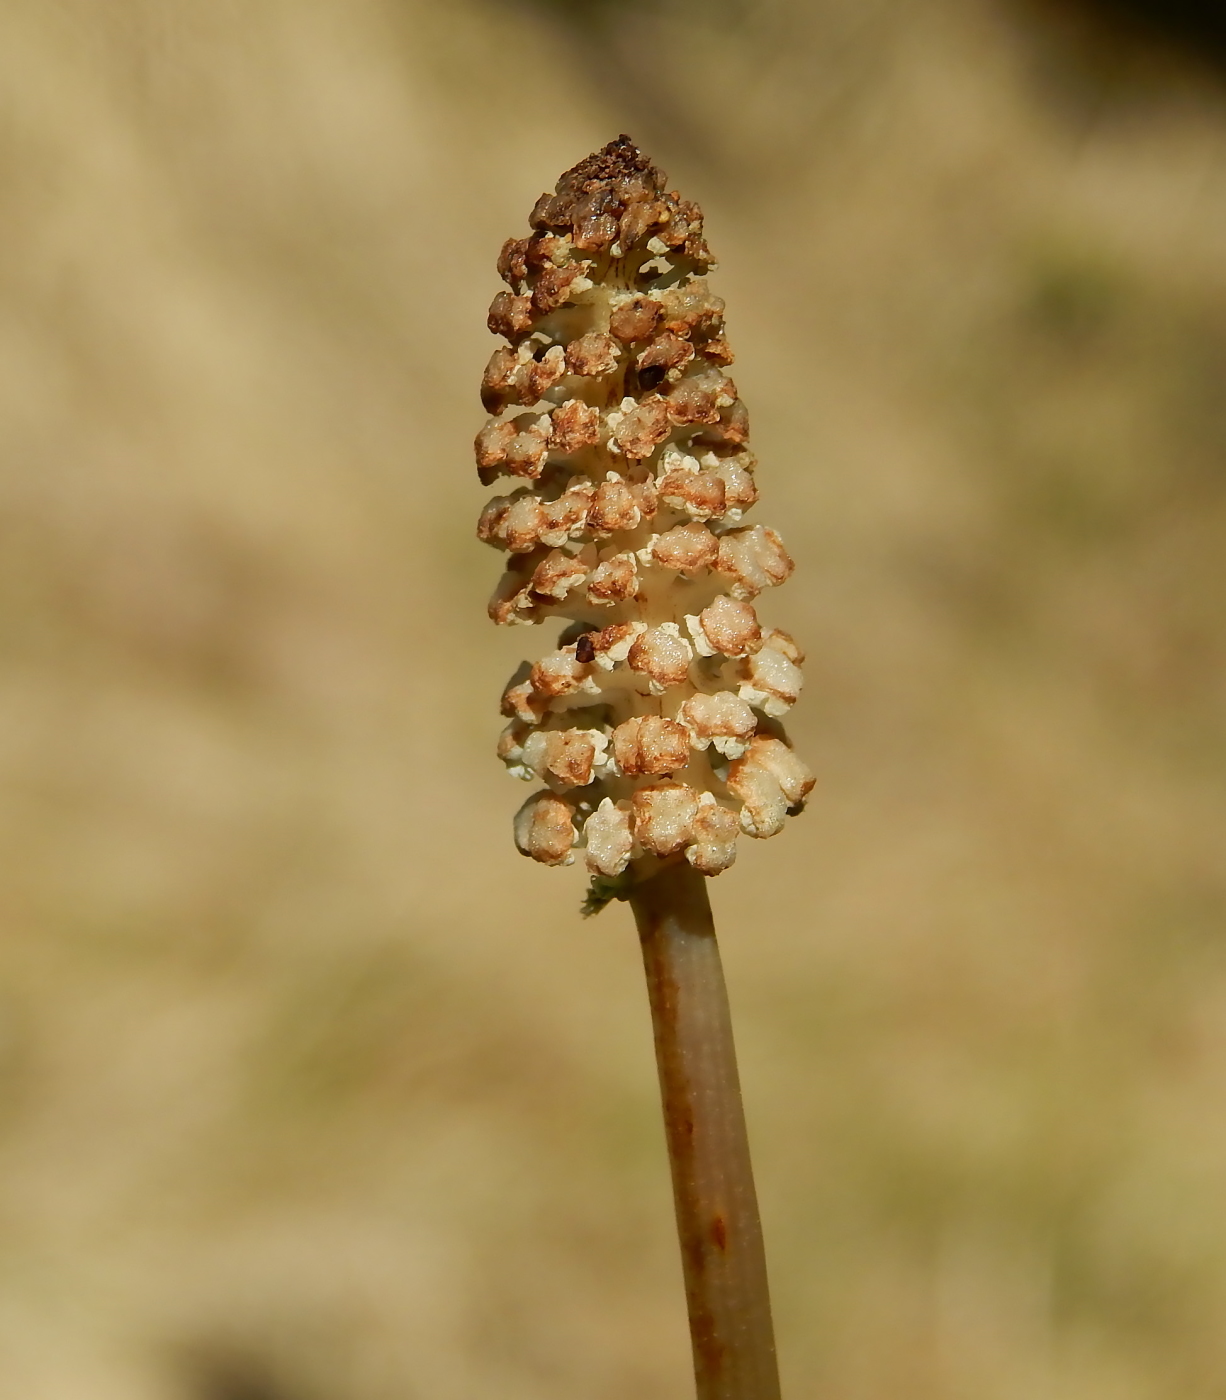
[{"x1": 630, "y1": 863, "x2": 782, "y2": 1400}]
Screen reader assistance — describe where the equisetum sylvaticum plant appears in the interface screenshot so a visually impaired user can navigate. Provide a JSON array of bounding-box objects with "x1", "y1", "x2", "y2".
[{"x1": 474, "y1": 135, "x2": 812, "y2": 1400}]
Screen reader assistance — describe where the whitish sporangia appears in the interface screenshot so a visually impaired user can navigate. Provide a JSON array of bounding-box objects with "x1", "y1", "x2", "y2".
[{"x1": 476, "y1": 135, "x2": 813, "y2": 897}]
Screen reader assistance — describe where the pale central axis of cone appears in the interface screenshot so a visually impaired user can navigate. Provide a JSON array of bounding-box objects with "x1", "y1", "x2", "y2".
[{"x1": 473, "y1": 135, "x2": 813, "y2": 898}]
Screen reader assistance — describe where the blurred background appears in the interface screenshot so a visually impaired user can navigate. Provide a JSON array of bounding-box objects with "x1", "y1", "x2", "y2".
[{"x1": 1, "y1": 0, "x2": 1225, "y2": 1396}]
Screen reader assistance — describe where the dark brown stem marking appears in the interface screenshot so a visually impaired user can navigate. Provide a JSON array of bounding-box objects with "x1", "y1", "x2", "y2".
[{"x1": 630, "y1": 864, "x2": 781, "y2": 1400}]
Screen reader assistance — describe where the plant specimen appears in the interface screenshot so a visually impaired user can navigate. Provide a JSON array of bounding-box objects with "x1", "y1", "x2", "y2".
[{"x1": 474, "y1": 135, "x2": 811, "y2": 1400}]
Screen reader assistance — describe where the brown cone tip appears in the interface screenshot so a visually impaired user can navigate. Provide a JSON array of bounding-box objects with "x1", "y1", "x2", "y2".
[
  {"x1": 560, "y1": 135, "x2": 665, "y2": 193},
  {"x1": 529, "y1": 135, "x2": 675, "y2": 236}
]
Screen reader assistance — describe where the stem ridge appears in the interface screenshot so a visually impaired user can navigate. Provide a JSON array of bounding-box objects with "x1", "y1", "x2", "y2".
[{"x1": 631, "y1": 864, "x2": 781, "y2": 1400}]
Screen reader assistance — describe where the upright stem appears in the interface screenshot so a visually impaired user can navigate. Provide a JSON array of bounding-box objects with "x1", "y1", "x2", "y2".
[{"x1": 630, "y1": 863, "x2": 782, "y2": 1400}]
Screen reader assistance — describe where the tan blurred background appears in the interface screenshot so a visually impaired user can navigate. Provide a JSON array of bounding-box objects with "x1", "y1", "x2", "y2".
[{"x1": 1, "y1": 0, "x2": 1225, "y2": 1396}]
